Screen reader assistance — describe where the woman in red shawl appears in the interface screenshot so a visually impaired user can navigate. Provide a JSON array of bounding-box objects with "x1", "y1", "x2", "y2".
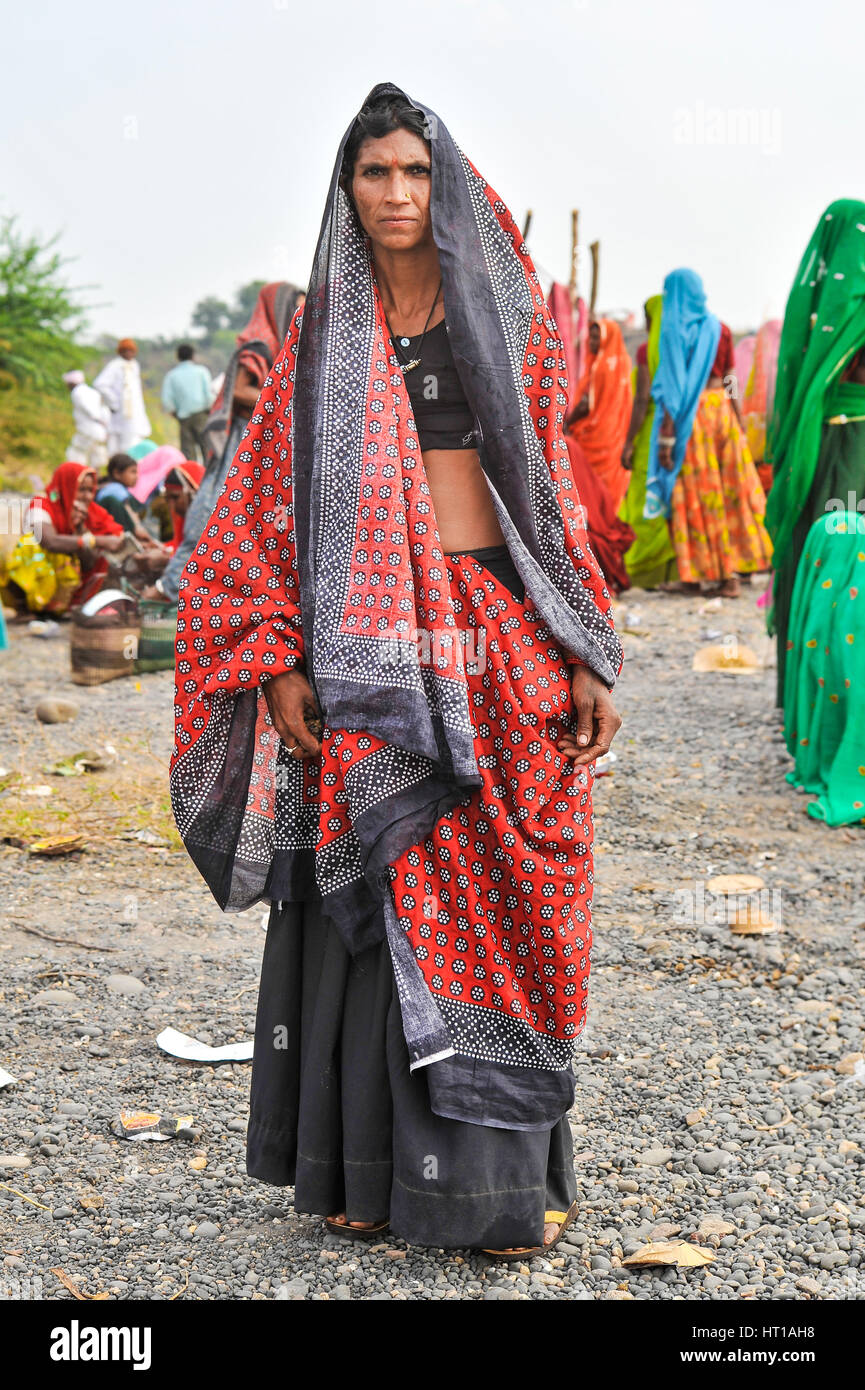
[
  {"x1": 2, "y1": 462, "x2": 125, "y2": 614},
  {"x1": 170, "y1": 84, "x2": 624, "y2": 1257},
  {"x1": 567, "y1": 318, "x2": 634, "y2": 509}
]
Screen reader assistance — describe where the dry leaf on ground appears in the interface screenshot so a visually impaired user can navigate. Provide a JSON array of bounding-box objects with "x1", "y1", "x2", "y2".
[
  {"x1": 707, "y1": 874, "x2": 765, "y2": 895},
  {"x1": 623, "y1": 1241, "x2": 715, "y2": 1268},
  {"x1": 693, "y1": 644, "x2": 761, "y2": 674},
  {"x1": 28, "y1": 834, "x2": 87, "y2": 856}
]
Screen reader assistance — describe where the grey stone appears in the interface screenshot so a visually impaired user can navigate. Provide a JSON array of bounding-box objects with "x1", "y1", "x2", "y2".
[
  {"x1": 637, "y1": 1148, "x2": 673, "y2": 1166},
  {"x1": 105, "y1": 973, "x2": 148, "y2": 996},
  {"x1": 695, "y1": 1150, "x2": 733, "y2": 1175}
]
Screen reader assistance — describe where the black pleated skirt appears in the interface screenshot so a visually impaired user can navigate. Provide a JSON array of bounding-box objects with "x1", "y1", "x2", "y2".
[{"x1": 247, "y1": 897, "x2": 577, "y2": 1250}]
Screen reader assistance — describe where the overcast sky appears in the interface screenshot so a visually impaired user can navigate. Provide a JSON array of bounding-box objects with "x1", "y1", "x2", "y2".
[{"x1": 5, "y1": 0, "x2": 863, "y2": 341}]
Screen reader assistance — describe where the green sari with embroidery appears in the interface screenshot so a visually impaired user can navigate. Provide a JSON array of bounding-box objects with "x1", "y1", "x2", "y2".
[
  {"x1": 783, "y1": 510, "x2": 865, "y2": 826},
  {"x1": 619, "y1": 295, "x2": 677, "y2": 589}
]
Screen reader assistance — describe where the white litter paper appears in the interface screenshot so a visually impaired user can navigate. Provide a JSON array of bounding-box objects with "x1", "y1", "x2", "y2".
[
  {"x1": 0, "y1": 1067, "x2": 18, "y2": 1088},
  {"x1": 156, "y1": 1028, "x2": 253, "y2": 1063}
]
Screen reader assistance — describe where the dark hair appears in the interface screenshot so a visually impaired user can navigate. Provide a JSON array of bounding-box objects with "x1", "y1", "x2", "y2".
[
  {"x1": 177, "y1": 343, "x2": 194, "y2": 362},
  {"x1": 340, "y1": 94, "x2": 430, "y2": 188},
  {"x1": 107, "y1": 452, "x2": 137, "y2": 480}
]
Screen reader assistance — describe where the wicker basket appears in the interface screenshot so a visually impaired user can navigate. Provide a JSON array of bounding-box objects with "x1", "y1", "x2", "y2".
[
  {"x1": 69, "y1": 592, "x2": 140, "y2": 686},
  {"x1": 134, "y1": 599, "x2": 177, "y2": 673}
]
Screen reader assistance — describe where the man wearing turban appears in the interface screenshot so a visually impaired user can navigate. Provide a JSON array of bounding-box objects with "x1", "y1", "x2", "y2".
[
  {"x1": 93, "y1": 338, "x2": 151, "y2": 454},
  {"x1": 63, "y1": 369, "x2": 110, "y2": 470}
]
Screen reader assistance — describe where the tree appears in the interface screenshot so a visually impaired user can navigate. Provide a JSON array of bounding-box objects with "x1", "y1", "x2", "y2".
[
  {"x1": 229, "y1": 280, "x2": 267, "y2": 330},
  {"x1": 190, "y1": 295, "x2": 231, "y2": 338},
  {"x1": 0, "y1": 217, "x2": 88, "y2": 392}
]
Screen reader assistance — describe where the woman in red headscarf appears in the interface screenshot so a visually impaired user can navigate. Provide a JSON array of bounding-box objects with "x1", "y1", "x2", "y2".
[
  {"x1": 567, "y1": 318, "x2": 634, "y2": 509},
  {"x1": 1, "y1": 462, "x2": 125, "y2": 614},
  {"x1": 163, "y1": 461, "x2": 206, "y2": 552}
]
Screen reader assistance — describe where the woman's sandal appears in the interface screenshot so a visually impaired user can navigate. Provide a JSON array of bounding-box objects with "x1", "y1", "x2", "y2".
[
  {"x1": 325, "y1": 1215, "x2": 390, "y2": 1242},
  {"x1": 482, "y1": 1201, "x2": 579, "y2": 1263},
  {"x1": 658, "y1": 580, "x2": 701, "y2": 595}
]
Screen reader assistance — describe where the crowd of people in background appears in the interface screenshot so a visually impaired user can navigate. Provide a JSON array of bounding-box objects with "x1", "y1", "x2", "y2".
[{"x1": 1, "y1": 211, "x2": 862, "y2": 827}]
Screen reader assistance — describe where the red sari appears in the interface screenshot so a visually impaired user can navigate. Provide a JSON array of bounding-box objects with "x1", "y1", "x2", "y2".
[
  {"x1": 570, "y1": 319, "x2": 633, "y2": 508},
  {"x1": 28, "y1": 461, "x2": 123, "y2": 609},
  {"x1": 565, "y1": 434, "x2": 635, "y2": 594}
]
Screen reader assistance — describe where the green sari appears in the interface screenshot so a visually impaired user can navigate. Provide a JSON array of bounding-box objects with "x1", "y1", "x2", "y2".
[
  {"x1": 619, "y1": 294, "x2": 677, "y2": 588},
  {"x1": 773, "y1": 381, "x2": 865, "y2": 699},
  {"x1": 767, "y1": 199, "x2": 865, "y2": 642},
  {"x1": 783, "y1": 511, "x2": 865, "y2": 827}
]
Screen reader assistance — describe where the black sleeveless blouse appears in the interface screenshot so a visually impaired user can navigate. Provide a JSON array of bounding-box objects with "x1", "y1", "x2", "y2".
[{"x1": 394, "y1": 318, "x2": 476, "y2": 451}]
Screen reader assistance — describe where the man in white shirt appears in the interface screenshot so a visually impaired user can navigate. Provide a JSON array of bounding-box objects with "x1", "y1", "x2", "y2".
[
  {"x1": 63, "y1": 369, "x2": 110, "y2": 469},
  {"x1": 93, "y1": 338, "x2": 151, "y2": 454}
]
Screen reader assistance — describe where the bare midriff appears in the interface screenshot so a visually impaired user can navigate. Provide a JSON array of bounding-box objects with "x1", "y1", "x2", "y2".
[{"x1": 423, "y1": 449, "x2": 505, "y2": 553}]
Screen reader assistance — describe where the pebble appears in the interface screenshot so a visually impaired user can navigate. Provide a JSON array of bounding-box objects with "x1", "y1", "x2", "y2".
[
  {"x1": 695, "y1": 1150, "x2": 733, "y2": 1175},
  {"x1": 34, "y1": 697, "x2": 79, "y2": 724},
  {"x1": 637, "y1": 1148, "x2": 672, "y2": 1166},
  {"x1": 57, "y1": 1102, "x2": 88, "y2": 1117},
  {"x1": 105, "y1": 973, "x2": 148, "y2": 996}
]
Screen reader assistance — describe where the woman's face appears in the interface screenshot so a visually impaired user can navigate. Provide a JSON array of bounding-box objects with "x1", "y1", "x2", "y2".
[
  {"x1": 588, "y1": 322, "x2": 602, "y2": 354},
  {"x1": 350, "y1": 128, "x2": 433, "y2": 254},
  {"x1": 165, "y1": 485, "x2": 190, "y2": 517},
  {"x1": 76, "y1": 472, "x2": 96, "y2": 508}
]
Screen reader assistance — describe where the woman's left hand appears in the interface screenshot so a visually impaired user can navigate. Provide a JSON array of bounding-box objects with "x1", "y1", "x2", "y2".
[{"x1": 560, "y1": 665, "x2": 622, "y2": 767}]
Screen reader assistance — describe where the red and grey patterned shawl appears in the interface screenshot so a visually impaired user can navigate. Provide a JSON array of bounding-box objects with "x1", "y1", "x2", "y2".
[{"x1": 170, "y1": 83, "x2": 622, "y2": 920}]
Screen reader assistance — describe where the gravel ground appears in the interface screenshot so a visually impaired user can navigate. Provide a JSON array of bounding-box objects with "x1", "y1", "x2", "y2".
[{"x1": 1, "y1": 580, "x2": 863, "y2": 1302}]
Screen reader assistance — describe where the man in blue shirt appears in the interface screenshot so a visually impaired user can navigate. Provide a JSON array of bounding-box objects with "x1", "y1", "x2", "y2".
[{"x1": 161, "y1": 345, "x2": 214, "y2": 462}]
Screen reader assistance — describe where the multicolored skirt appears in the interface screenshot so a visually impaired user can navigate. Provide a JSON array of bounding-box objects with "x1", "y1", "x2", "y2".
[{"x1": 671, "y1": 389, "x2": 773, "y2": 582}]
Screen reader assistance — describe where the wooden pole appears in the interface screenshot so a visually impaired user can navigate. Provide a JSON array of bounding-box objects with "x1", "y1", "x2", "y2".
[
  {"x1": 589, "y1": 240, "x2": 600, "y2": 315},
  {"x1": 569, "y1": 210, "x2": 579, "y2": 304},
  {"x1": 522, "y1": 209, "x2": 533, "y2": 241}
]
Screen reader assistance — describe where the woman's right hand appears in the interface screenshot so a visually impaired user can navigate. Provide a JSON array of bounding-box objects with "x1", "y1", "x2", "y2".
[{"x1": 261, "y1": 668, "x2": 322, "y2": 759}]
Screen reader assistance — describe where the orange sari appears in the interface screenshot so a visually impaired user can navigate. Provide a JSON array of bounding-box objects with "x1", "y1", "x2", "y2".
[{"x1": 569, "y1": 319, "x2": 633, "y2": 508}]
